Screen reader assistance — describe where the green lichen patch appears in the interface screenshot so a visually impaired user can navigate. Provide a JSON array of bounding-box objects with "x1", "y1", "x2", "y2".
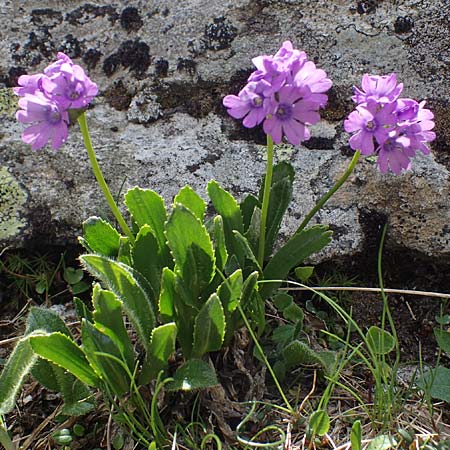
[
  {"x1": 0, "y1": 167, "x2": 28, "y2": 240},
  {"x1": 0, "y1": 88, "x2": 18, "y2": 118}
]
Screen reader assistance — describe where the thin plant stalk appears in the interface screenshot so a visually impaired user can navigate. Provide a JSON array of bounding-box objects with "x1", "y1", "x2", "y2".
[
  {"x1": 258, "y1": 134, "x2": 275, "y2": 266},
  {"x1": 77, "y1": 112, "x2": 135, "y2": 243},
  {"x1": 237, "y1": 304, "x2": 294, "y2": 414},
  {"x1": 296, "y1": 150, "x2": 361, "y2": 234},
  {"x1": 377, "y1": 224, "x2": 400, "y2": 426}
]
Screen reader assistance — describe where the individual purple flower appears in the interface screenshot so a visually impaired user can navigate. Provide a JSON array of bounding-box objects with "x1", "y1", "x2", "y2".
[
  {"x1": 44, "y1": 52, "x2": 74, "y2": 76},
  {"x1": 376, "y1": 133, "x2": 412, "y2": 174},
  {"x1": 263, "y1": 85, "x2": 321, "y2": 145},
  {"x1": 344, "y1": 100, "x2": 397, "y2": 154},
  {"x1": 352, "y1": 73, "x2": 403, "y2": 104},
  {"x1": 16, "y1": 93, "x2": 69, "y2": 151},
  {"x1": 13, "y1": 74, "x2": 47, "y2": 97},
  {"x1": 294, "y1": 60, "x2": 332, "y2": 107},
  {"x1": 223, "y1": 80, "x2": 271, "y2": 128},
  {"x1": 42, "y1": 58, "x2": 98, "y2": 109}
]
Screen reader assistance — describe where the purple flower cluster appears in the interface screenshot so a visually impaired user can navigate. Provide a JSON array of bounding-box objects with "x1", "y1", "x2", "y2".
[
  {"x1": 345, "y1": 74, "x2": 435, "y2": 174},
  {"x1": 223, "y1": 41, "x2": 332, "y2": 146},
  {"x1": 15, "y1": 52, "x2": 98, "y2": 151}
]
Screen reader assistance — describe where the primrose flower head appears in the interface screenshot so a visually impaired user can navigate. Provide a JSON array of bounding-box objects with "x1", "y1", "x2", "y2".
[
  {"x1": 223, "y1": 41, "x2": 332, "y2": 146},
  {"x1": 345, "y1": 74, "x2": 435, "y2": 174},
  {"x1": 15, "y1": 52, "x2": 98, "y2": 150}
]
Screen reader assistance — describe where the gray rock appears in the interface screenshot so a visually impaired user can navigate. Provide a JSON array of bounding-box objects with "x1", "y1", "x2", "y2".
[{"x1": 0, "y1": 0, "x2": 449, "y2": 268}]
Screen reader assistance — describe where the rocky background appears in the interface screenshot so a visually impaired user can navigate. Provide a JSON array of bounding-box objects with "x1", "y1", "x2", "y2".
[{"x1": 0, "y1": 0, "x2": 449, "y2": 278}]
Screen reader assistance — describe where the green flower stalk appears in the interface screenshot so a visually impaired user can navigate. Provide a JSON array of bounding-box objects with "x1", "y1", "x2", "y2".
[{"x1": 77, "y1": 112, "x2": 135, "y2": 243}]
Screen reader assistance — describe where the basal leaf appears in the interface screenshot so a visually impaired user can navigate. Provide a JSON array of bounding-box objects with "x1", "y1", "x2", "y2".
[
  {"x1": 174, "y1": 185, "x2": 206, "y2": 221},
  {"x1": 350, "y1": 420, "x2": 362, "y2": 450},
  {"x1": 166, "y1": 359, "x2": 218, "y2": 391},
  {"x1": 165, "y1": 204, "x2": 215, "y2": 297},
  {"x1": 261, "y1": 225, "x2": 332, "y2": 299},
  {"x1": 159, "y1": 267, "x2": 176, "y2": 322},
  {"x1": 140, "y1": 323, "x2": 177, "y2": 384},
  {"x1": 434, "y1": 328, "x2": 450, "y2": 354},
  {"x1": 26, "y1": 306, "x2": 71, "y2": 336},
  {"x1": 192, "y1": 294, "x2": 225, "y2": 358},
  {"x1": 207, "y1": 180, "x2": 244, "y2": 258},
  {"x1": 210, "y1": 215, "x2": 228, "y2": 271},
  {"x1": 366, "y1": 326, "x2": 395, "y2": 355},
  {"x1": 417, "y1": 366, "x2": 450, "y2": 402},
  {"x1": 81, "y1": 319, "x2": 130, "y2": 395},
  {"x1": 29, "y1": 332, "x2": 101, "y2": 387},
  {"x1": 131, "y1": 225, "x2": 162, "y2": 300},
  {"x1": 260, "y1": 162, "x2": 295, "y2": 259},
  {"x1": 80, "y1": 255, "x2": 155, "y2": 352},
  {"x1": 0, "y1": 332, "x2": 43, "y2": 414},
  {"x1": 92, "y1": 285, "x2": 135, "y2": 370},
  {"x1": 240, "y1": 194, "x2": 261, "y2": 232},
  {"x1": 124, "y1": 187, "x2": 170, "y2": 263},
  {"x1": 82, "y1": 216, "x2": 121, "y2": 257},
  {"x1": 217, "y1": 269, "x2": 243, "y2": 314},
  {"x1": 309, "y1": 410, "x2": 330, "y2": 436}
]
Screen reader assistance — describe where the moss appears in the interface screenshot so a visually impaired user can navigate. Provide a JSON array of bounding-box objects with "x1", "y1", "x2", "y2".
[{"x1": 0, "y1": 167, "x2": 28, "y2": 241}]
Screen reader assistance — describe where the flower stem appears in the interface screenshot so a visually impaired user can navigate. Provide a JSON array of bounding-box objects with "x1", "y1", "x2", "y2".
[
  {"x1": 77, "y1": 112, "x2": 135, "y2": 243},
  {"x1": 295, "y1": 150, "x2": 361, "y2": 235},
  {"x1": 258, "y1": 135, "x2": 275, "y2": 267}
]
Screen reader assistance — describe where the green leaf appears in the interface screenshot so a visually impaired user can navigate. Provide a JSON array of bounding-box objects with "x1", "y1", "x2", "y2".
[
  {"x1": 117, "y1": 236, "x2": 132, "y2": 266},
  {"x1": 0, "y1": 332, "x2": 42, "y2": 414},
  {"x1": 29, "y1": 332, "x2": 101, "y2": 387},
  {"x1": 295, "y1": 266, "x2": 315, "y2": 283},
  {"x1": 192, "y1": 294, "x2": 226, "y2": 358},
  {"x1": 81, "y1": 319, "x2": 130, "y2": 395},
  {"x1": 217, "y1": 269, "x2": 243, "y2": 314},
  {"x1": 232, "y1": 230, "x2": 261, "y2": 274},
  {"x1": 159, "y1": 267, "x2": 176, "y2": 322},
  {"x1": 240, "y1": 194, "x2": 261, "y2": 232},
  {"x1": 74, "y1": 297, "x2": 93, "y2": 322},
  {"x1": 366, "y1": 326, "x2": 395, "y2": 355},
  {"x1": 167, "y1": 359, "x2": 218, "y2": 391},
  {"x1": 259, "y1": 162, "x2": 294, "y2": 258},
  {"x1": 64, "y1": 267, "x2": 84, "y2": 285},
  {"x1": 366, "y1": 435, "x2": 397, "y2": 450},
  {"x1": 283, "y1": 303, "x2": 304, "y2": 324},
  {"x1": 282, "y1": 340, "x2": 324, "y2": 369},
  {"x1": 273, "y1": 292, "x2": 293, "y2": 310},
  {"x1": 26, "y1": 306, "x2": 71, "y2": 336},
  {"x1": 82, "y1": 216, "x2": 121, "y2": 257},
  {"x1": 174, "y1": 185, "x2": 206, "y2": 221},
  {"x1": 210, "y1": 215, "x2": 228, "y2": 271},
  {"x1": 417, "y1": 366, "x2": 450, "y2": 402},
  {"x1": 141, "y1": 323, "x2": 177, "y2": 383},
  {"x1": 244, "y1": 206, "x2": 261, "y2": 256},
  {"x1": 80, "y1": 255, "x2": 155, "y2": 352},
  {"x1": 92, "y1": 285, "x2": 135, "y2": 371},
  {"x1": 165, "y1": 204, "x2": 215, "y2": 298},
  {"x1": 71, "y1": 281, "x2": 91, "y2": 295},
  {"x1": 208, "y1": 180, "x2": 244, "y2": 257},
  {"x1": 261, "y1": 225, "x2": 332, "y2": 299},
  {"x1": 350, "y1": 420, "x2": 362, "y2": 450},
  {"x1": 434, "y1": 328, "x2": 450, "y2": 353},
  {"x1": 131, "y1": 225, "x2": 162, "y2": 301},
  {"x1": 309, "y1": 410, "x2": 330, "y2": 436},
  {"x1": 124, "y1": 188, "x2": 168, "y2": 260}
]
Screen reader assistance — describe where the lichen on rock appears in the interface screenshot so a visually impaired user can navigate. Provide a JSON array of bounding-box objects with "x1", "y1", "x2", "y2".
[{"x1": 0, "y1": 167, "x2": 28, "y2": 241}]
